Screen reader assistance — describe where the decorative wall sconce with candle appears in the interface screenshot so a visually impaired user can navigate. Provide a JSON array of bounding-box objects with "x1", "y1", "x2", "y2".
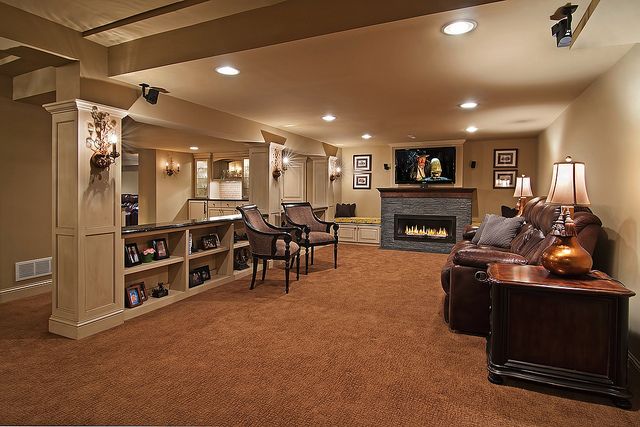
[
  {"x1": 165, "y1": 157, "x2": 180, "y2": 176},
  {"x1": 541, "y1": 156, "x2": 592, "y2": 276},
  {"x1": 512, "y1": 175, "x2": 533, "y2": 216},
  {"x1": 329, "y1": 156, "x2": 342, "y2": 181},
  {"x1": 272, "y1": 148, "x2": 283, "y2": 180},
  {"x1": 86, "y1": 106, "x2": 119, "y2": 170}
]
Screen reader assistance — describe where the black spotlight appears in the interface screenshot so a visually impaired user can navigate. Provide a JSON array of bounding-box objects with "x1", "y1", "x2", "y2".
[
  {"x1": 139, "y1": 83, "x2": 169, "y2": 105},
  {"x1": 550, "y1": 3, "x2": 578, "y2": 48}
]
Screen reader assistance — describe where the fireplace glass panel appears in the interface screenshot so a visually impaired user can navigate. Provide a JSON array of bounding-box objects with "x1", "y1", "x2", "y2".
[{"x1": 394, "y1": 215, "x2": 456, "y2": 243}]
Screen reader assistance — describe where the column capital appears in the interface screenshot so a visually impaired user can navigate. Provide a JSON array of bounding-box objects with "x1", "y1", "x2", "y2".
[{"x1": 43, "y1": 99, "x2": 128, "y2": 119}]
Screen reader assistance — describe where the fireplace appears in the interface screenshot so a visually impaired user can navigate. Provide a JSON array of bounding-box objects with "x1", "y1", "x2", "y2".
[{"x1": 394, "y1": 214, "x2": 456, "y2": 244}]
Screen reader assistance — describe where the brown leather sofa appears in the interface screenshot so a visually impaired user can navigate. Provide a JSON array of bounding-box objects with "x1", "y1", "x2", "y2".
[{"x1": 441, "y1": 197, "x2": 602, "y2": 335}]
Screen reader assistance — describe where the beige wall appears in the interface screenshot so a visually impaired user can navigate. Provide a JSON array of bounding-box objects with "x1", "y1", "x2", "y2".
[
  {"x1": 538, "y1": 44, "x2": 640, "y2": 358},
  {"x1": 0, "y1": 97, "x2": 51, "y2": 292},
  {"x1": 122, "y1": 166, "x2": 138, "y2": 195},
  {"x1": 155, "y1": 150, "x2": 193, "y2": 222},
  {"x1": 340, "y1": 139, "x2": 537, "y2": 219},
  {"x1": 464, "y1": 138, "x2": 538, "y2": 220}
]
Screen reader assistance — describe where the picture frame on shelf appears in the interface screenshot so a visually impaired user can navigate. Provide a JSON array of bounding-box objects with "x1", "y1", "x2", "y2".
[
  {"x1": 135, "y1": 282, "x2": 148, "y2": 302},
  {"x1": 194, "y1": 265, "x2": 211, "y2": 282},
  {"x1": 125, "y1": 243, "x2": 142, "y2": 268},
  {"x1": 189, "y1": 270, "x2": 204, "y2": 288},
  {"x1": 201, "y1": 233, "x2": 219, "y2": 250},
  {"x1": 494, "y1": 149, "x2": 518, "y2": 168},
  {"x1": 353, "y1": 154, "x2": 372, "y2": 172},
  {"x1": 493, "y1": 169, "x2": 517, "y2": 189},
  {"x1": 353, "y1": 173, "x2": 371, "y2": 190},
  {"x1": 151, "y1": 238, "x2": 170, "y2": 260},
  {"x1": 125, "y1": 284, "x2": 143, "y2": 308}
]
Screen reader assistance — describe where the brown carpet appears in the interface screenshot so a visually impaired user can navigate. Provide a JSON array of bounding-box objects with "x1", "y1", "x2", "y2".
[{"x1": 0, "y1": 244, "x2": 638, "y2": 426}]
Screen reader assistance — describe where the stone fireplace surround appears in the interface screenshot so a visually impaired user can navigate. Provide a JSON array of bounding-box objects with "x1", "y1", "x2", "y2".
[{"x1": 378, "y1": 187, "x2": 475, "y2": 253}]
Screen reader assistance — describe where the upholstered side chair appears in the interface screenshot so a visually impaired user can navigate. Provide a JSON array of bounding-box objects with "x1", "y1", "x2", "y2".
[
  {"x1": 281, "y1": 202, "x2": 338, "y2": 274},
  {"x1": 237, "y1": 205, "x2": 301, "y2": 293}
]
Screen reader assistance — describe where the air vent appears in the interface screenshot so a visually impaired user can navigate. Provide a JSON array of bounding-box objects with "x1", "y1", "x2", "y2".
[{"x1": 15, "y1": 257, "x2": 52, "y2": 282}]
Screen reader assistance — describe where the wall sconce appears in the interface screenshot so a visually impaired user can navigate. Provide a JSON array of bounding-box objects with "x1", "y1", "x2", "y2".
[
  {"x1": 86, "y1": 106, "x2": 119, "y2": 170},
  {"x1": 329, "y1": 156, "x2": 342, "y2": 181},
  {"x1": 165, "y1": 157, "x2": 180, "y2": 176},
  {"x1": 272, "y1": 148, "x2": 282, "y2": 179}
]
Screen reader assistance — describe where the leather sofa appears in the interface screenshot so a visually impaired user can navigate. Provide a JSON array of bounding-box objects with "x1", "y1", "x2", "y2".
[{"x1": 441, "y1": 197, "x2": 603, "y2": 335}]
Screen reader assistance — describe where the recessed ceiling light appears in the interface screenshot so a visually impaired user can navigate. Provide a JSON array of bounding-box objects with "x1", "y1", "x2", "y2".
[
  {"x1": 322, "y1": 114, "x2": 336, "y2": 122},
  {"x1": 361, "y1": 133, "x2": 372, "y2": 140},
  {"x1": 442, "y1": 20, "x2": 477, "y2": 36},
  {"x1": 283, "y1": 124, "x2": 296, "y2": 128},
  {"x1": 466, "y1": 126, "x2": 479, "y2": 133},
  {"x1": 407, "y1": 134, "x2": 416, "y2": 139},
  {"x1": 459, "y1": 101, "x2": 478, "y2": 109},
  {"x1": 189, "y1": 146, "x2": 199, "y2": 150},
  {"x1": 215, "y1": 66, "x2": 240, "y2": 76}
]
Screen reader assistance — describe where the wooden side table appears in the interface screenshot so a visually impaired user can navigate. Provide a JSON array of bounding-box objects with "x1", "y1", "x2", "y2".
[{"x1": 486, "y1": 264, "x2": 635, "y2": 409}]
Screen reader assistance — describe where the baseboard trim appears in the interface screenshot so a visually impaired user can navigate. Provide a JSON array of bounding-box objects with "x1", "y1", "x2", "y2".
[
  {"x1": 49, "y1": 310, "x2": 124, "y2": 339},
  {"x1": 0, "y1": 278, "x2": 52, "y2": 304}
]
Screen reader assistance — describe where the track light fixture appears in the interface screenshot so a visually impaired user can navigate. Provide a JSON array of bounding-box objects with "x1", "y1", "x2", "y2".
[{"x1": 550, "y1": 3, "x2": 578, "y2": 48}]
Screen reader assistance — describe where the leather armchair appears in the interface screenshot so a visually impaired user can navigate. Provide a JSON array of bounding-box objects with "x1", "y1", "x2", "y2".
[{"x1": 441, "y1": 197, "x2": 603, "y2": 335}]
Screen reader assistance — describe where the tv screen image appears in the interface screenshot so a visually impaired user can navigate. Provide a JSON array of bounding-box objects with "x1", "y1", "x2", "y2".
[{"x1": 394, "y1": 147, "x2": 456, "y2": 185}]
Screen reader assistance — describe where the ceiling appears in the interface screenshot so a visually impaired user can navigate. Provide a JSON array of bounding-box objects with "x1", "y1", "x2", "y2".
[
  {"x1": 1, "y1": 0, "x2": 636, "y2": 148},
  {"x1": 110, "y1": 0, "x2": 632, "y2": 147},
  {"x1": 0, "y1": 0, "x2": 285, "y2": 46},
  {"x1": 0, "y1": 37, "x2": 73, "y2": 77}
]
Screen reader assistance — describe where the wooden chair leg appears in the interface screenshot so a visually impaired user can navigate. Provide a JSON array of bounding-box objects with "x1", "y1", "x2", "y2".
[
  {"x1": 285, "y1": 261, "x2": 290, "y2": 293},
  {"x1": 311, "y1": 246, "x2": 315, "y2": 265},
  {"x1": 334, "y1": 242, "x2": 338, "y2": 269},
  {"x1": 250, "y1": 256, "x2": 258, "y2": 290},
  {"x1": 262, "y1": 259, "x2": 267, "y2": 281},
  {"x1": 296, "y1": 254, "x2": 300, "y2": 280},
  {"x1": 305, "y1": 247, "x2": 309, "y2": 274}
]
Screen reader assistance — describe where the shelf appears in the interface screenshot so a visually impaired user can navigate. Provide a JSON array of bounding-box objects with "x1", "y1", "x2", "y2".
[
  {"x1": 123, "y1": 290, "x2": 185, "y2": 320},
  {"x1": 124, "y1": 256, "x2": 184, "y2": 275},
  {"x1": 233, "y1": 241, "x2": 250, "y2": 249},
  {"x1": 188, "y1": 246, "x2": 229, "y2": 260}
]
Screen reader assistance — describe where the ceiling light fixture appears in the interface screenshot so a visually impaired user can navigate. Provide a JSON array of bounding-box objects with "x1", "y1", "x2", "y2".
[
  {"x1": 361, "y1": 133, "x2": 372, "y2": 140},
  {"x1": 407, "y1": 134, "x2": 416, "y2": 139},
  {"x1": 442, "y1": 19, "x2": 477, "y2": 36},
  {"x1": 215, "y1": 66, "x2": 240, "y2": 76},
  {"x1": 466, "y1": 125, "x2": 479, "y2": 133},
  {"x1": 189, "y1": 146, "x2": 199, "y2": 150},
  {"x1": 459, "y1": 101, "x2": 478, "y2": 109},
  {"x1": 322, "y1": 114, "x2": 336, "y2": 122}
]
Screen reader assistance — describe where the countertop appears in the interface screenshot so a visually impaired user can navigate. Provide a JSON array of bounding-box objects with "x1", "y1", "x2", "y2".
[
  {"x1": 122, "y1": 214, "x2": 242, "y2": 235},
  {"x1": 188, "y1": 198, "x2": 249, "y2": 202}
]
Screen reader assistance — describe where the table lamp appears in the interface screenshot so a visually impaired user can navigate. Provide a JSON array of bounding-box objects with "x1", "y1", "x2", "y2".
[
  {"x1": 513, "y1": 175, "x2": 533, "y2": 216},
  {"x1": 541, "y1": 156, "x2": 592, "y2": 276}
]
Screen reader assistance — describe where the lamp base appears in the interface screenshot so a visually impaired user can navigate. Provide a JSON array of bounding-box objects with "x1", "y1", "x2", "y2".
[{"x1": 541, "y1": 235, "x2": 592, "y2": 276}]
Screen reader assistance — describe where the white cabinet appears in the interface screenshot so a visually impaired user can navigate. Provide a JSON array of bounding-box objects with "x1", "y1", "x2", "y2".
[{"x1": 338, "y1": 223, "x2": 380, "y2": 245}]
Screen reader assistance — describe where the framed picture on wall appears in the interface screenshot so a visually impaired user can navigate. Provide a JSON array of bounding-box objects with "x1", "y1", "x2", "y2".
[
  {"x1": 353, "y1": 173, "x2": 371, "y2": 190},
  {"x1": 494, "y1": 149, "x2": 518, "y2": 168},
  {"x1": 493, "y1": 170, "x2": 517, "y2": 189},
  {"x1": 353, "y1": 154, "x2": 372, "y2": 172}
]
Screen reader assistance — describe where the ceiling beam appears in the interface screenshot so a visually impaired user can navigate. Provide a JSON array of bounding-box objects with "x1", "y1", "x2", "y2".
[
  {"x1": 82, "y1": 0, "x2": 212, "y2": 37},
  {"x1": 108, "y1": 0, "x2": 503, "y2": 76}
]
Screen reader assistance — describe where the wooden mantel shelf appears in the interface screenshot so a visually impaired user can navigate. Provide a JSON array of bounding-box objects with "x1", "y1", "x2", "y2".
[{"x1": 377, "y1": 187, "x2": 476, "y2": 199}]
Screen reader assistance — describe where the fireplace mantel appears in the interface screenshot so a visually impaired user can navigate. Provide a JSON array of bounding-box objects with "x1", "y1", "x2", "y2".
[{"x1": 378, "y1": 187, "x2": 476, "y2": 199}]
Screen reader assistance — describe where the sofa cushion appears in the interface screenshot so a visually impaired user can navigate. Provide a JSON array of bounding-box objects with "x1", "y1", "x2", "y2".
[
  {"x1": 477, "y1": 216, "x2": 525, "y2": 248},
  {"x1": 471, "y1": 214, "x2": 492, "y2": 244},
  {"x1": 453, "y1": 248, "x2": 527, "y2": 269},
  {"x1": 275, "y1": 240, "x2": 300, "y2": 257}
]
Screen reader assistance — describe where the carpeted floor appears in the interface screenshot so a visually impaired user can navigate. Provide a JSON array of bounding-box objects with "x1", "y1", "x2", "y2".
[{"x1": 0, "y1": 244, "x2": 638, "y2": 426}]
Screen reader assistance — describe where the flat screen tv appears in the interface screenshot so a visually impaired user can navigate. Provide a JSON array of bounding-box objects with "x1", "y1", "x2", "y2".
[{"x1": 395, "y1": 147, "x2": 456, "y2": 185}]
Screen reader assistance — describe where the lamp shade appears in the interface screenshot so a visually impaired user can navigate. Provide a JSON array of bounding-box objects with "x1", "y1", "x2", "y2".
[
  {"x1": 546, "y1": 156, "x2": 590, "y2": 206},
  {"x1": 513, "y1": 175, "x2": 533, "y2": 198}
]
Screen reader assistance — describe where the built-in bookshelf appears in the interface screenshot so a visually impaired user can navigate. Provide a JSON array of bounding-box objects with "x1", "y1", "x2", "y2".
[{"x1": 122, "y1": 217, "x2": 260, "y2": 321}]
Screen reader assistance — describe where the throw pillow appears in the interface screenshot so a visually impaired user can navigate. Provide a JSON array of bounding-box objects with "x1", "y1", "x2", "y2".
[
  {"x1": 335, "y1": 203, "x2": 352, "y2": 218},
  {"x1": 348, "y1": 203, "x2": 356, "y2": 217},
  {"x1": 477, "y1": 215, "x2": 525, "y2": 248},
  {"x1": 471, "y1": 214, "x2": 492, "y2": 244}
]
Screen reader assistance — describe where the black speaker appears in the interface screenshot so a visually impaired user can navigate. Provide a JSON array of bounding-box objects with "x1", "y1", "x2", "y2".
[
  {"x1": 384, "y1": 164, "x2": 390, "y2": 170},
  {"x1": 470, "y1": 161, "x2": 477, "y2": 169}
]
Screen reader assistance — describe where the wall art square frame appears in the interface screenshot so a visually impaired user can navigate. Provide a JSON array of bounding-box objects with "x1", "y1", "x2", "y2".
[
  {"x1": 493, "y1": 169, "x2": 518, "y2": 189},
  {"x1": 353, "y1": 154, "x2": 372, "y2": 172},
  {"x1": 353, "y1": 173, "x2": 371, "y2": 190},
  {"x1": 494, "y1": 149, "x2": 518, "y2": 168}
]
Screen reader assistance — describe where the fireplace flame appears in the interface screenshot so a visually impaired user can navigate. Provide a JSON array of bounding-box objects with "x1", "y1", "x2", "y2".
[{"x1": 404, "y1": 225, "x2": 448, "y2": 238}]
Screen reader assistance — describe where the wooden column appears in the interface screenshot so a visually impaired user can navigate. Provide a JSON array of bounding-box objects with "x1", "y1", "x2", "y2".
[{"x1": 44, "y1": 100, "x2": 127, "y2": 339}]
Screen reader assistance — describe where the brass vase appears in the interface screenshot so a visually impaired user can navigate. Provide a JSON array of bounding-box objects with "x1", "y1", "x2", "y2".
[
  {"x1": 541, "y1": 235, "x2": 592, "y2": 276},
  {"x1": 541, "y1": 209, "x2": 592, "y2": 276}
]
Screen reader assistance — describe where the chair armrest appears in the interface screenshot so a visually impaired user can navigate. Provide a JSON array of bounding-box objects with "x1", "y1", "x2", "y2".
[
  {"x1": 267, "y1": 223, "x2": 303, "y2": 242},
  {"x1": 463, "y1": 225, "x2": 478, "y2": 240},
  {"x1": 282, "y1": 214, "x2": 312, "y2": 239},
  {"x1": 453, "y1": 248, "x2": 527, "y2": 269}
]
